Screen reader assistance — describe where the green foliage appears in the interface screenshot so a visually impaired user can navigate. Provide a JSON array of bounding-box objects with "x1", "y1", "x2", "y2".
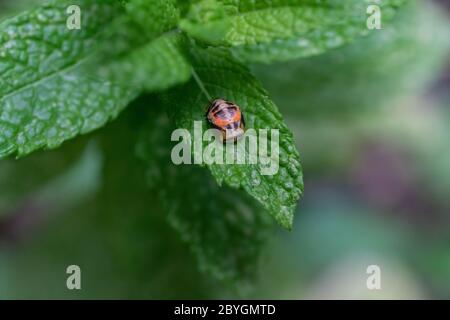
[
  {"x1": 0, "y1": 136, "x2": 93, "y2": 215},
  {"x1": 97, "y1": 33, "x2": 191, "y2": 91},
  {"x1": 0, "y1": 0, "x2": 136, "y2": 158},
  {"x1": 0, "y1": 0, "x2": 417, "y2": 287},
  {"x1": 162, "y1": 45, "x2": 303, "y2": 229},
  {"x1": 125, "y1": 0, "x2": 180, "y2": 34},
  {"x1": 136, "y1": 102, "x2": 273, "y2": 284},
  {"x1": 0, "y1": 0, "x2": 187, "y2": 158},
  {"x1": 252, "y1": 1, "x2": 450, "y2": 119},
  {"x1": 180, "y1": 0, "x2": 407, "y2": 63},
  {"x1": 1, "y1": 114, "x2": 215, "y2": 299}
]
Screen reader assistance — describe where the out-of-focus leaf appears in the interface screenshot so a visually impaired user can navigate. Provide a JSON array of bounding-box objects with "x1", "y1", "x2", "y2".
[
  {"x1": 0, "y1": 107, "x2": 215, "y2": 299},
  {"x1": 136, "y1": 100, "x2": 273, "y2": 285},
  {"x1": 0, "y1": 136, "x2": 94, "y2": 216},
  {"x1": 252, "y1": 1, "x2": 450, "y2": 119},
  {"x1": 251, "y1": 196, "x2": 416, "y2": 299},
  {"x1": 180, "y1": 0, "x2": 407, "y2": 63}
]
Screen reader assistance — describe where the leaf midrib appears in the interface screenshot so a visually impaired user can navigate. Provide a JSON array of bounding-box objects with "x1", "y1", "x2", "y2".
[{"x1": 0, "y1": 52, "x2": 98, "y2": 103}]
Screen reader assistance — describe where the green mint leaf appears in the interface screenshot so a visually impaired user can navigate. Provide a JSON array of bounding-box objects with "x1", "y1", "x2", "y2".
[
  {"x1": 253, "y1": 1, "x2": 450, "y2": 119},
  {"x1": 0, "y1": 0, "x2": 191, "y2": 159},
  {"x1": 92, "y1": 0, "x2": 190, "y2": 91},
  {"x1": 97, "y1": 33, "x2": 191, "y2": 92},
  {"x1": 0, "y1": 0, "x2": 138, "y2": 159},
  {"x1": 181, "y1": 0, "x2": 407, "y2": 63},
  {"x1": 136, "y1": 105, "x2": 273, "y2": 284},
  {"x1": 125, "y1": 0, "x2": 180, "y2": 35},
  {"x1": 94, "y1": 0, "x2": 191, "y2": 92},
  {"x1": 163, "y1": 44, "x2": 303, "y2": 229},
  {"x1": 0, "y1": 0, "x2": 122, "y2": 100}
]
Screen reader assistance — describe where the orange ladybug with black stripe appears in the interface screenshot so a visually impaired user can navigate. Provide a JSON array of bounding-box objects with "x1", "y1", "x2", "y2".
[{"x1": 206, "y1": 99, "x2": 245, "y2": 142}]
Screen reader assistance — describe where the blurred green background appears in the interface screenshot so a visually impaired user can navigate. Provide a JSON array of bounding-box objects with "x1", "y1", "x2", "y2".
[{"x1": 1, "y1": 0, "x2": 450, "y2": 299}]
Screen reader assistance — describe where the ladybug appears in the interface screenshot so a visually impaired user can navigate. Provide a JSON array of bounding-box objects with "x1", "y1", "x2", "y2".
[{"x1": 206, "y1": 99, "x2": 245, "y2": 142}]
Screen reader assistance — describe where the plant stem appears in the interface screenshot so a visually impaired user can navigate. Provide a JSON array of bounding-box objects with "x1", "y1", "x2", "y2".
[{"x1": 192, "y1": 68, "x2": 212, "y2": 101}]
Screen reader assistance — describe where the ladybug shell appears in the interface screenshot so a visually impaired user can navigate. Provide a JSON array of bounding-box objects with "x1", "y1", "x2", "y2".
[{"x1": 206, "y1": 99, "x2": 245, "y2": 142}]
